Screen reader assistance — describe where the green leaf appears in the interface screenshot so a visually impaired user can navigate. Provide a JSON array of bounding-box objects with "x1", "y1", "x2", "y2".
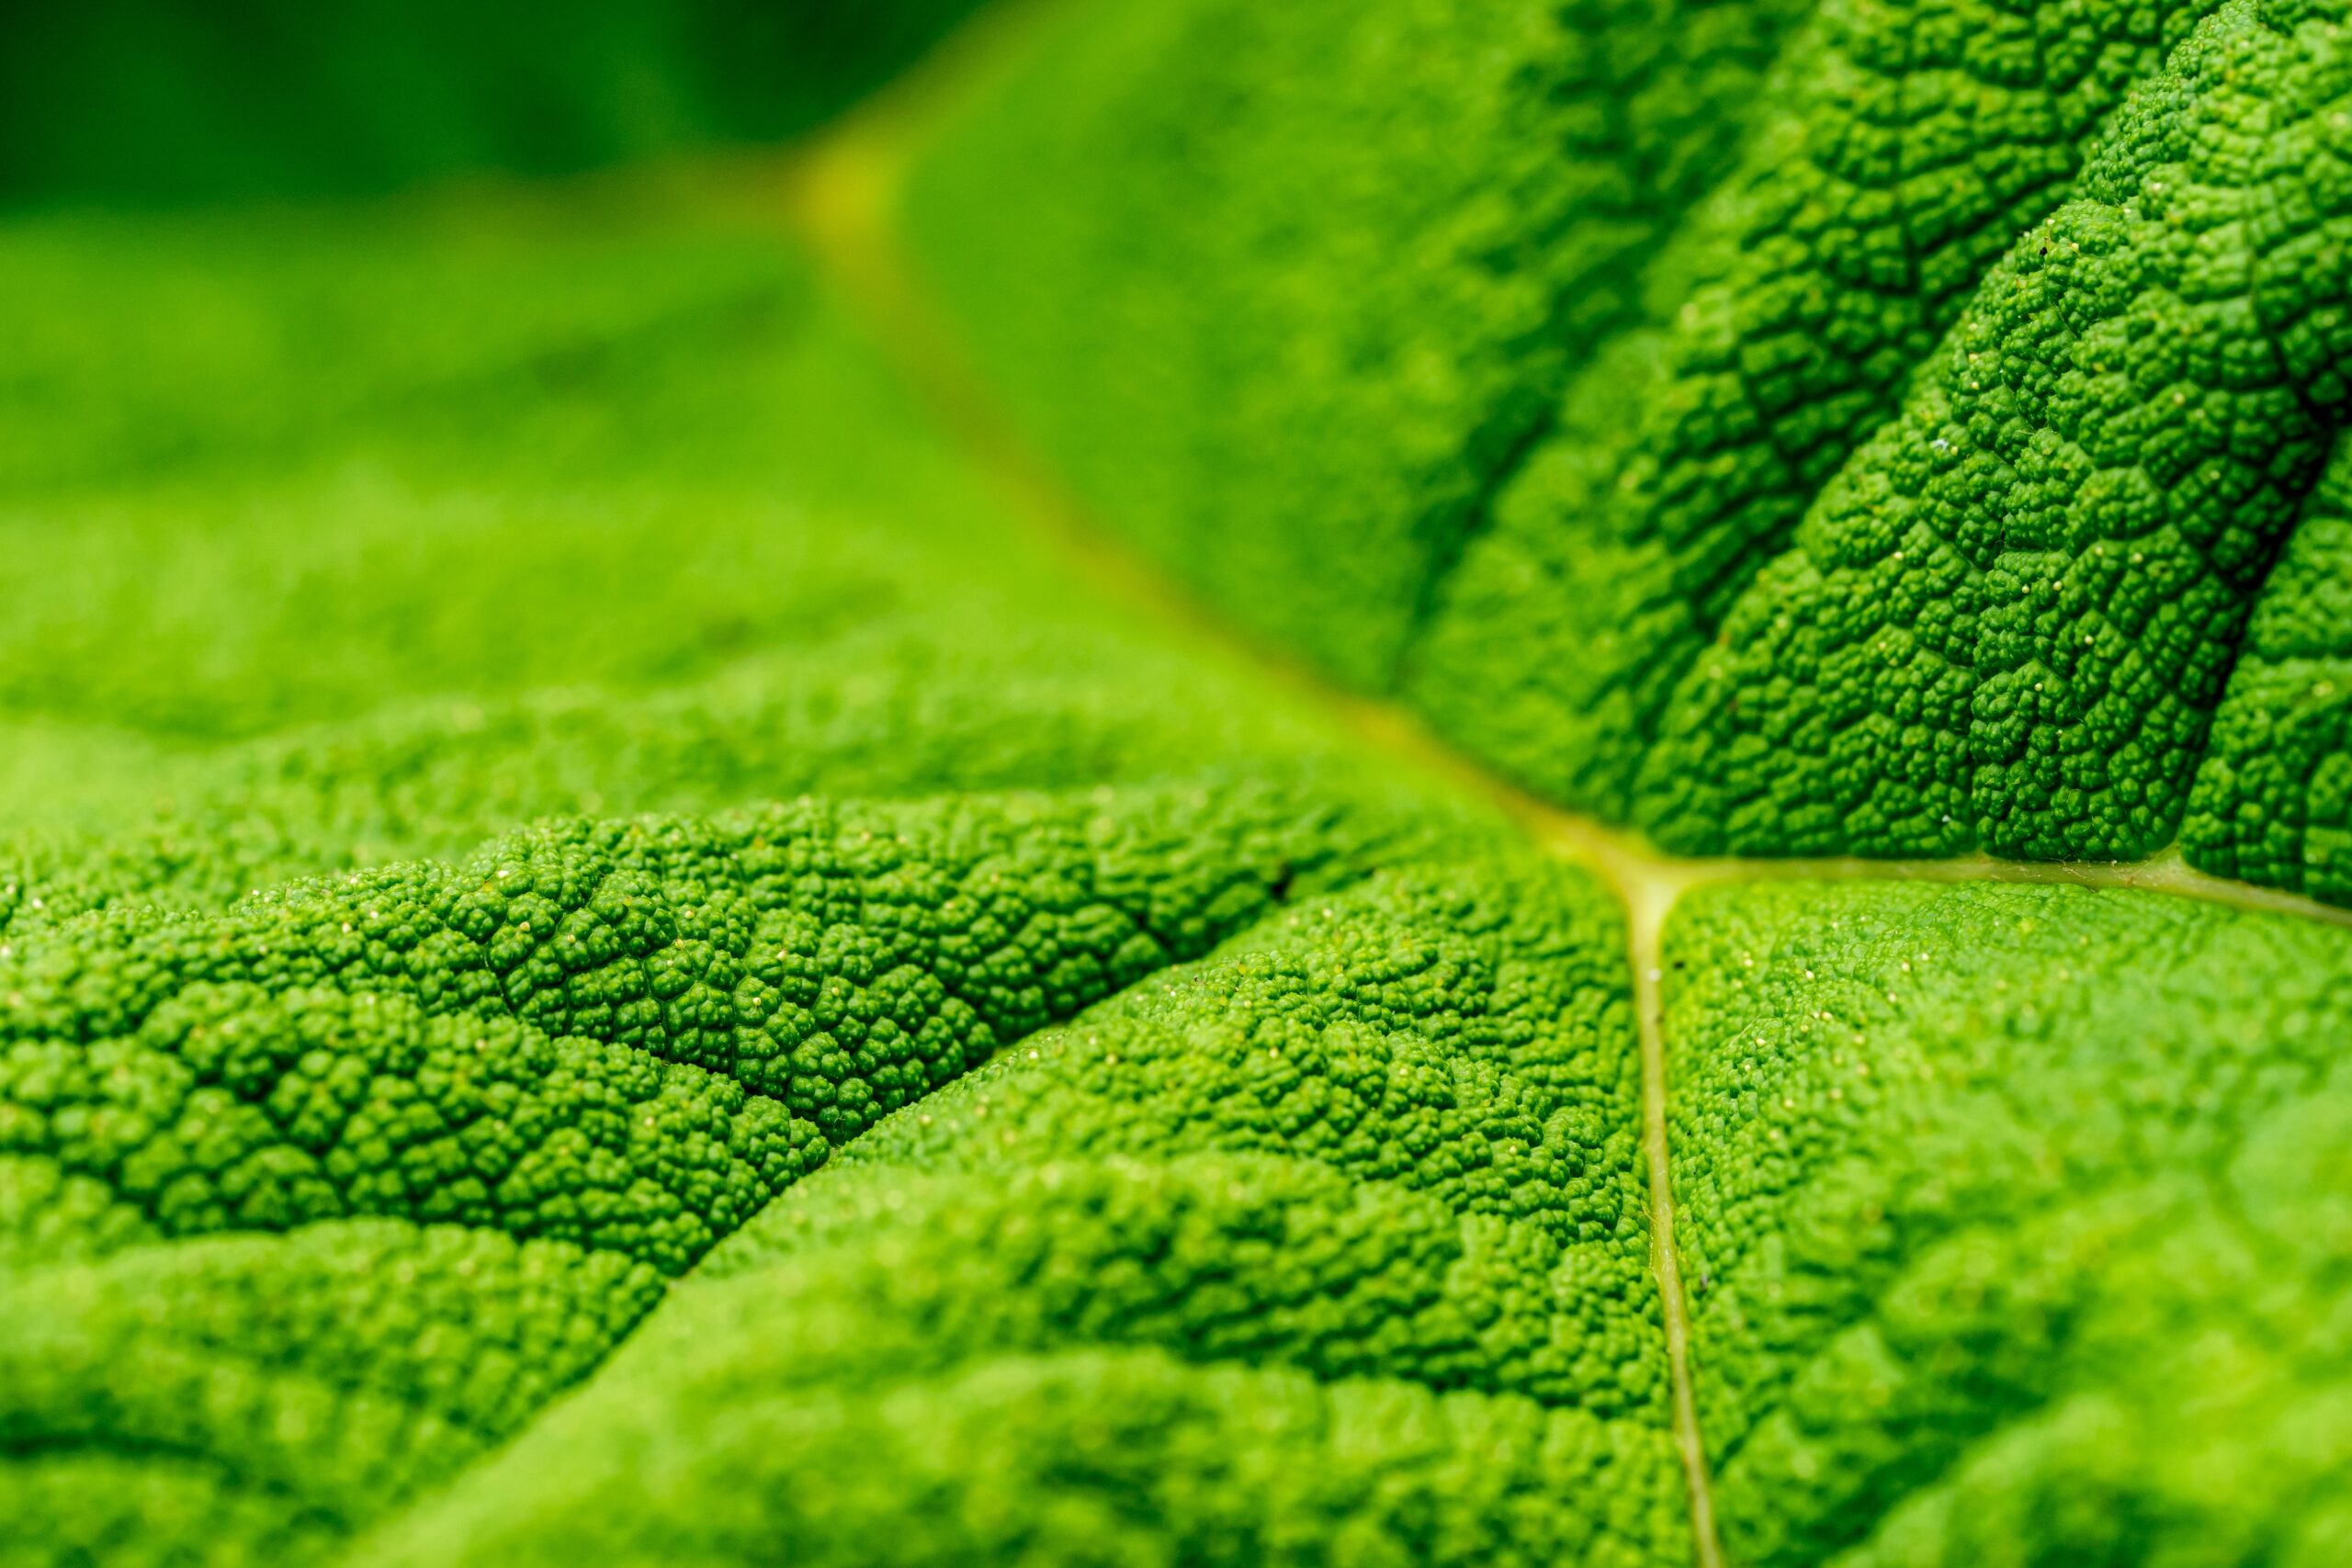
[{"x1": 6, "y1": 2, "x2": 2352, "y2": 1564}]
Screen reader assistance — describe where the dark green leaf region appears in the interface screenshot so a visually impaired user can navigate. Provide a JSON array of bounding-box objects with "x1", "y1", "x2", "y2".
[
  {"x1": 917, "y1": 0, "x2": 2352, "y2": 892},
  {"x1": 12, "y1": 1, "x2": 2352, "y2": 1564}
]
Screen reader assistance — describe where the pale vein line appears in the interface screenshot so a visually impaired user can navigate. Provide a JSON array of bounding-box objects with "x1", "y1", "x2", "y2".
[
  {"x1": 773, "y1": 29, "x2": 2352, "y2": 1568},
  {"x1": 1623, "y1": 868, "x2": 1723, "y2": 1568}
]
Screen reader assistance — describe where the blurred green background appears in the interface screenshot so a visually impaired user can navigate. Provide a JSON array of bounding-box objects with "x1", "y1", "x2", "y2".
[{"x1": 0, "y1": 0, "x2": 983, "y2": 207}]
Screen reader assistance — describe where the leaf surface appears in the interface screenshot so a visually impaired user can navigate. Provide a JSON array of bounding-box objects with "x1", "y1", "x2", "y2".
[{"x1": 8, "y1": 4, "x2": 2352, "y2": 1564}]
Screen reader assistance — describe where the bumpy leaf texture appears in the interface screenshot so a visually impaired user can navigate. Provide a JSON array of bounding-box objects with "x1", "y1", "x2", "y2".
[{"x1": 7, "y1": 1, "x2": 2352, "y2": 1565}]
